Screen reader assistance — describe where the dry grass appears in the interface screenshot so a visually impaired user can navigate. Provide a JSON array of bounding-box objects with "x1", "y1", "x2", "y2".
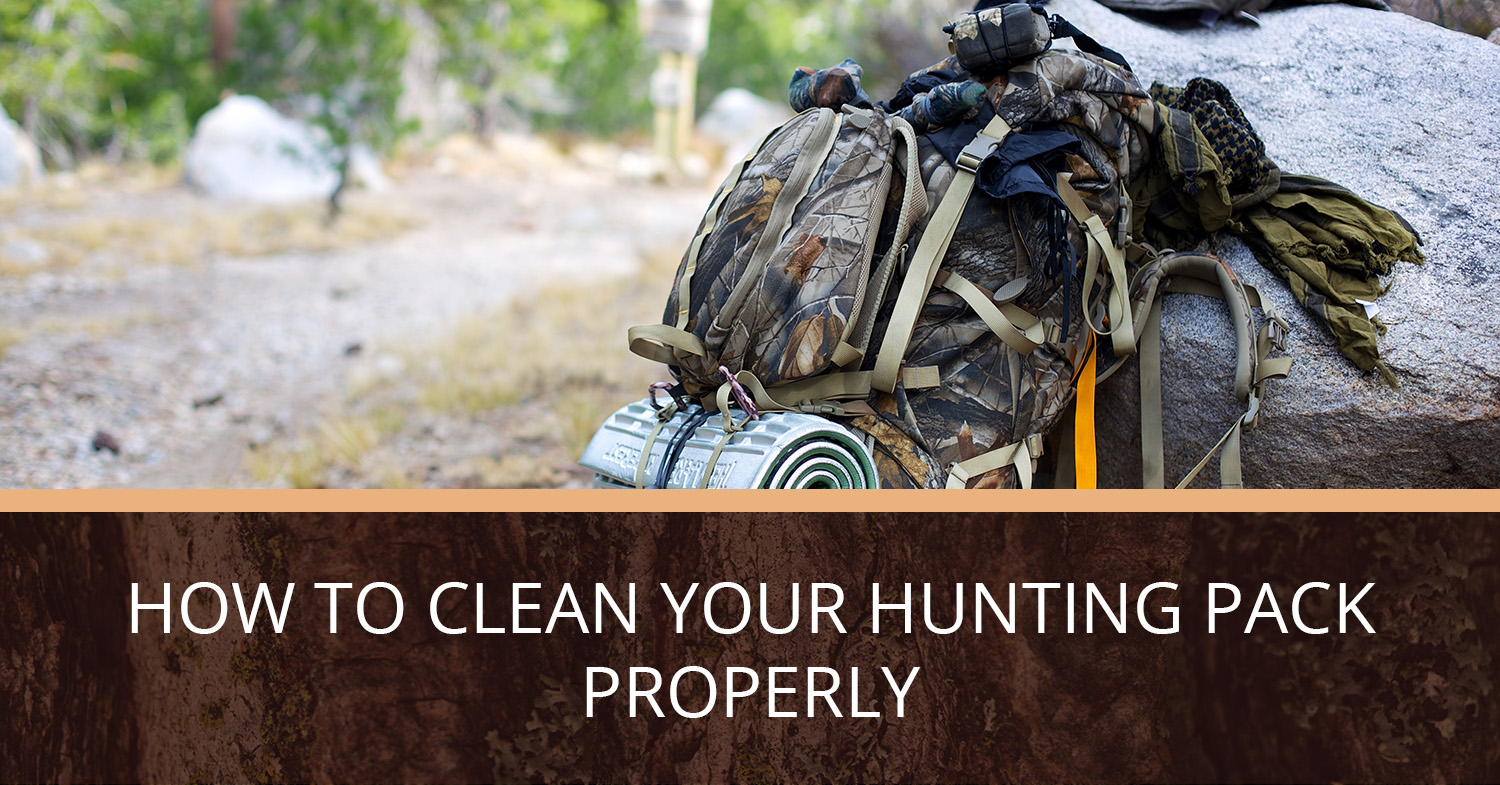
[
  {"x1": 1, "y1": 200, "x2": 417, "y2": 274},
  {"x1": 0, "y1": 328, "x2": 21, "y2": 361},
  {"x1": 2, "y1": 161, "x2": 418, "y2": 278},
  {"x1": 245, "y1": 409, "x2": 406, "y2": 488},
  {"x1": 242, "y1": 249, "x2": 680, "y2": 488},
  {"x1": 27, "y1": 310, "x2": 173, "y2": 338}
]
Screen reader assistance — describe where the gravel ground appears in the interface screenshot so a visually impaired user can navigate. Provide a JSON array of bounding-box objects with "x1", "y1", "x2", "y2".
[{"x1": 0, "y1": 137, "x2": 713, "y2": 488}]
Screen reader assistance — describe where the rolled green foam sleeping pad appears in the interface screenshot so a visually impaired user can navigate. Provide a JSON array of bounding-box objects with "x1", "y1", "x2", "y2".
[{"x1": 579, "y1": 398, "x2": 878, "y2": 489}]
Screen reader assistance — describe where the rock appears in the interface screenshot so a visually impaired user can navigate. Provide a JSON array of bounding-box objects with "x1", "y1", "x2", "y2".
[
  {"x1": 183, "y1": 95, "x2": 340, "y2": 202},
  {"x1": 1489, "y1": 27, "x2": 1500, "y2": 45},
  {"x1": 1041, "y1": 0, "x2": 1500, "y2": 487},
  {"x1": 697, "y1": 88, "x2": 793, "y2": 164},
  {"x1": 347, "y1": 144, "x2": 392, "y2": 191},
  {"x1": 91, "y1": 429, "x2": 121, "y2": 455},
  {"x1": 0, "y1": 104, "x2": 43, "y2": 188},
  {"x1": 0, "y1": 238, "x2": 49, "y2": 269}
]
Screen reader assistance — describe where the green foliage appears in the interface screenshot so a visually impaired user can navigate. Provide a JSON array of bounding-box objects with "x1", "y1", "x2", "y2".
[
  {"x1": 233, "y1": 0, "x2": 411, "y2": 157},
  {"x1": 418, "y1": 0, "x2": 652, "y2": 136},
  {"x1": 0, "y1": 0, "x2": 951, "y2": 168},
  {"x1": 698, "y1": 0, "x2": 847, "y2": 112},
  {"x1": 100, "y1": 0, "x2": 220, "y2": 164},
  {"x1": 0, "y1": 0, "x2": 123, "y2": 165}
]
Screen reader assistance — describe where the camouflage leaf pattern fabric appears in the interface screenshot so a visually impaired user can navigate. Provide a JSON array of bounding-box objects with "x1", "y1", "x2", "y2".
[
  {"x1": 658, "y1": 48, "x2": 1156, "y2": 488},
  {"x1": 788, "y1": 59, "x2": 873, "y2": 113},
  {"x1": 845, "y1": 49, "x2": 1155, "y2": 487},
  {"x1": 992, "y1": 49, "x2": 1155, "y2": 245},
  {"x1": 855, "y1": 138, "x2": 1089, "y2": 488},
  {"x1": 663, "y1": 108, "x2": 898, "y2": 396},
  {"x1": 897, "y1": 81, "x2": 988, "y2": 133}
]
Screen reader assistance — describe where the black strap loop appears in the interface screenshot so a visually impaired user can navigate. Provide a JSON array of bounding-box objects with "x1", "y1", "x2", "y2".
[{"x1": 1047, "y1": 13, "x2": 1131, "y2": 70}]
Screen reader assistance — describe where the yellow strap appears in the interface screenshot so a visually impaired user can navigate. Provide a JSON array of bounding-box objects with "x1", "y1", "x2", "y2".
[
  {"x1": 873, "y1": 115, "x2": 1012, "y2": 394},
  {"x1": 1075, "y1": 336, "x2": 1098, "y2": 489}
]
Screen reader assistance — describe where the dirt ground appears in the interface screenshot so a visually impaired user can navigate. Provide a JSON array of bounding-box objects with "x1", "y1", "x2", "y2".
[{"x1": 0, "y1": 136, "x2": 716, "y2": 488}]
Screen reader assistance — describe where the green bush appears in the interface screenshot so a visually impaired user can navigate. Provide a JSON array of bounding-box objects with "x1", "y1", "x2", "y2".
[{"x1": 0, "y1": 0, "x2": 956, "y2": 169}]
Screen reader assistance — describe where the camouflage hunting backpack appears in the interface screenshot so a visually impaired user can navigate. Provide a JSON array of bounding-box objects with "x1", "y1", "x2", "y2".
[{"x1": 628, "y1": 13, "x2": 1291, "y2": 489}]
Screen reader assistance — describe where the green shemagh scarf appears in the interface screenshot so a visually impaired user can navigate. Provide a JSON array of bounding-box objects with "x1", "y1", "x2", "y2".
[{"x1": 1140, "y1": 79, "x2": 1424, "y2": 387}]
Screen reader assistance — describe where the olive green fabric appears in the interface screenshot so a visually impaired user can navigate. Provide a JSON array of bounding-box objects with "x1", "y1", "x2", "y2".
[
  {"x1": 1135, "y1": 78, "x2": 1423, "y2": 387},
  {"x1": 1234, "y1": 175, "x2": 1423, "y2": 387}
]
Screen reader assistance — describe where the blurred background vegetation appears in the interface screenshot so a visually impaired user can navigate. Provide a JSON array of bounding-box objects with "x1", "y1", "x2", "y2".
[
  {"x1": 0, "y1": 0, "x2": 962, "y2": 172},
  {"x1": 1, "y1": 0, "x2": 1492, "y2": 175}
]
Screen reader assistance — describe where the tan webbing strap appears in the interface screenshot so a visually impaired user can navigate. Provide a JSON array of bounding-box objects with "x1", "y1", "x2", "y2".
[
  {"x1": 874, "y1": 115, "x2": 1013, "y2": 393},
  {"x1": 1257, "y1": 356, "x2": 1293, "y2": 385},
  {"x1": 675, "y1": 118, "x2": 795, "y2": 329},
  {"x1": 693, "y1": 383, "x2": 755, "y2": 488},
  {"x1": 698, "y1": 426, "x2": 738, "y2": 489},
  {"x1": 714, "y1": 109, "x2": 842, "y2": 333},
  {"x1": 728, "y1": 367, "x2": 939, "y2": 417},
  {"x1": 944, "y1": 433, "x2": 1042, "y2": 489},
  {"x1": 627, "y1": 323, "x2": 707, "y2": 364},
  {"x1": 634, "y1": 404, "x2": 678, "y2": 489},
  {"x1": 831, "y1": 341, "x2": 864, "y2": 368},
  {"x1": 1135, "y1": 253, "x2": 1296, "y2": 489},
  {"x1": 1057, "y1": 175, "x2": 1135, "y2": 357},
  {"x1": 1140, "y1": 297, "x2": 1166, "y2": 488},
  {"x1": 884, "y1": 117, "x2": 930, "y2": 255},
  {"x1": 1175, "y1": 415, "x2": 1246, "y2": 490},
  {"x1": 838, "y1": 117, "x2": 930, "y2": 369},
  {"x1": 898, "y1": 365, "x2": 942, "y2": 389},
  {"x1": 934, "y1": 270, "x2": 1045, "y2": 355}
]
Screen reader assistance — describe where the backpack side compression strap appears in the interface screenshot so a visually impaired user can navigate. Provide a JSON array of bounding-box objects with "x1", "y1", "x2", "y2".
[
  {"x1": 836, "y1": 116, "x2": 930, "y2": 368},
  {"x1": 1057, "y1": 174, "x2": 1136, "y2": 359},
  {"x1": 673, "y1": 114, "x2": 798, "y2": 330},
  {"x1": 712, "y1": 109, "x2": 842, "y2": 337}
]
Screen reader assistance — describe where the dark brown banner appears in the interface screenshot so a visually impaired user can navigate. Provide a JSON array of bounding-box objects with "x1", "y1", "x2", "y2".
[{"x1": 3, "y1": 512, "x2": 1496, "y2": 783}]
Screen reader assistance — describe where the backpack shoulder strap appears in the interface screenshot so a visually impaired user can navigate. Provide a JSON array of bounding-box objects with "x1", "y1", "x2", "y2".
[{"x1": 1132, "y1": 253, "x2": 1291, "y2": 488}]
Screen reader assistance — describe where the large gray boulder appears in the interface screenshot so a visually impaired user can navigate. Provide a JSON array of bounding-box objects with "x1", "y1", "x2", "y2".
[
  {"x1": 1043, "y1": 0, "x2": 1500, "y2": 487},
  {"x1": 697, "y1": 88, "x2": 793, "y2": 163},
  {"x1": 183, "y1": 94, "x2": 340, "y2": 202},
  {"x1": 0, "y1": 104, "x2": 43, "y2": 188}
]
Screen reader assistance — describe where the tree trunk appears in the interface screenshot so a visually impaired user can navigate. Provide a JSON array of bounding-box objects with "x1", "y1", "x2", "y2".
[{"x1": 211, "y1": 0, "x2": 239, "y2": 70}]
